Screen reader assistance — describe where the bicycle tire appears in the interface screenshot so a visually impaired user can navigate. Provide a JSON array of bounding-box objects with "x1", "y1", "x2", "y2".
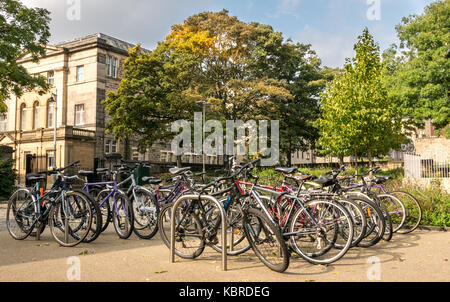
[
  {"x1": 74, "y1": 189, "x2": 103, "y2": 243},
  {"x1": 131, "y1": 187, "x2": 159, "y2": 240},
  {"x1": 378, "y1": 193, "x2": 406, "y2": 233},
  {"x1": 389, "y1": 191, "x2": 422, "y2": 234},
  {"x1": 96, "y1": 189, "x2": 113, "y2": 233},
  {"x1": 49, "y1": 191, "x2": 93, "y2": 247},
  {"x1": 6, "y1": 188, "x2": 36, "y2": 240},
  {"x1": 243, "y1": 207, "x2": 289, "y2": 273},
  {"x1": 209, "y1": 198, "x2": 251, "y2": 256},
  {"x1": 112, "y1": 192, "x2": 134, "y2": 239},
  {"x1": 334, "y1": 198, "x2": 367, "y2": 248},
  {"x1": 288, "y1": 199, "x2": 353, "y2": 265},
  {"x1": 158, "y1": 203, "x2": 206, "y2": 259}
]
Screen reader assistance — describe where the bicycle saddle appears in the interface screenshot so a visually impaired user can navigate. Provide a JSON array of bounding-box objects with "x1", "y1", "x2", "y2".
[
  {"x1": 78, "y1": 170, "x2": 94, "y2": 177},
  {"x1": 314, "y1": 176, "x2": 335, "y2": 187},
  {"x1": 142, "y1": 176, "x2": 162, "y2": 185},
  {"x1": 169, "y1": 167, "x2": 191, "y2": 175},
  {"x1": 295, "y1": 174, "x2": 316, "y2": 181},
  {"x1": 275, "y1": 167, "x2": 298, "y2": 174},
  {"x1": 96, "y1": 168, "x2": 109, "y2": 173},
  {"x1": 26, "y1": 173, "x2": 46, "y2": 181}
]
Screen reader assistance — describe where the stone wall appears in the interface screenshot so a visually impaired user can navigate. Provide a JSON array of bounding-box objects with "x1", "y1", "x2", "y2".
[{"x1": 413, "y1": 137, "x2": 450, "y2": 161}]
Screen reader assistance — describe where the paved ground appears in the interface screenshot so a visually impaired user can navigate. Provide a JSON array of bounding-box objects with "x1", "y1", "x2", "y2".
[{"x1": 0, "y1": 204, "x2": 448, "y2": 282}]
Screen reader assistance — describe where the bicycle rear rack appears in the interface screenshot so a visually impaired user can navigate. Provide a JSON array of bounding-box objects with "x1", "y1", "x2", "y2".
[{"x1": 170, "y1": 194, "x2": 228, "y2": 271}]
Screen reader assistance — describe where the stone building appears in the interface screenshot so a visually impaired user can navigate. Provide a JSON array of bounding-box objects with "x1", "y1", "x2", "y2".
[
  {"x1": 0, "y1": 33, "x2": 159, "y2": 183},
  {"x1": 0, "y1": 33, "x2": 224, "y2": 184}
]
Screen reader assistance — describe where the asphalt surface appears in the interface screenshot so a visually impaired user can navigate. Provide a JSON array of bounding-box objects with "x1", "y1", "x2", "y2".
[{"x1": 0, "y1": 202, "x2": 448, "y2": 282}]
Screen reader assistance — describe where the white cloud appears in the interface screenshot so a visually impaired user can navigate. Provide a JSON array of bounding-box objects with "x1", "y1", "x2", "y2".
[
  {"x1": 297, "y1": 25, "x2": 356, "y2": 68},
  {"x1": 20, "y1": 0, "x2": 212, "y2": 49}
]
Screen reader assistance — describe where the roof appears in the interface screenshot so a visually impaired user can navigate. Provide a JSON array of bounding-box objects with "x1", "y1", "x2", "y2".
[{"x1": 55, "y1": 33, "x2": 152, "y2": 54}]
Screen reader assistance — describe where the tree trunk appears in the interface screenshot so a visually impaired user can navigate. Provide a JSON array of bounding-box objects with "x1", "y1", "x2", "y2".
[{"x1": 354, "y1": 150, "x2": 358, "y2": 173}]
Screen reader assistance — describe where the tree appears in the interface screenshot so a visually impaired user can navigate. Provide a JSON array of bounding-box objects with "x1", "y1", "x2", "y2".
[
  {"x1": 0, "y1": 0, "x2": 51, "y2": 111},
  {"x1": 382, "y1": 0, "x2": 450, "y2": 130},
  {"x1": 318, "y1": 28, "x2": 405, "y2": 167},
  {"x1": 0, "y1": 154, "x2": 16, "y2": 199},
  {"x1": 104, "y1": 10, "x2": 323, "y2": 165}
]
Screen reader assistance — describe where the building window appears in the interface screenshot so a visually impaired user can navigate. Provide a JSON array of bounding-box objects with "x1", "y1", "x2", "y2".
[
  {"x1": 47, "y1": 102, "x2": 54, "y2": 128},
  {"x1": 33, "y1": 102, "x2": 39, "y2": 129},
  {"x1": 111, "y1": 140, "x2": 117, "y2": 153},
  {"x1": 107, "y1": 56, "x2": 118, "y2": 78},
  {"x1": 47, "y1": 71, "x2": 54, "y2": 85},
  {"x1": 75, "y1": 104, "x2": 85, "y2": 126},
  {"x1": 105, "y1": 139, "x2": 111, "y2": 154},
  {"x1": 112, "y1": 57, "x2": 117, "y2": 78},
  {"x1": 106, "y1": 56, "x2": 112, "y2": 77},
  {"x1": 105, "y1": 140, "x2": 117, "y2": 154},
  {"x1": 76, "y1": 65, "x2": 84, "y2": 82},
  {"x1": 46, "y1": 150, "x2": 55, "y2": 169},
  {"x1": 20, "y1": 104, "x2": 27, "y2": 131},
  {"x1": 0, "y1": 113, "x2": 6, "y2": 132}
]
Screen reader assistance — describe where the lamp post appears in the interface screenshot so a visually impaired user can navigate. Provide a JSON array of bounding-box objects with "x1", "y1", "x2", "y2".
[
  {"x1": 196, "y1": 100, "x2": 210, "y2": 173},
  {"x1": 48, "y1": 90, "x2": 57, "y2": 172}
]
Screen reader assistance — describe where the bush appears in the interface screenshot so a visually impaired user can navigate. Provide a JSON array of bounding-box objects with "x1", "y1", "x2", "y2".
[{"x1": 0, "y1": 157, "x2": 17, "y2": 200}]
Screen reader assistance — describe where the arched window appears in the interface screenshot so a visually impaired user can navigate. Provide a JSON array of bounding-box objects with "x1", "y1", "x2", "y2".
[
  {"x1": 47, "y1": 101, "x2": 54, "y2": 128},
  {"x1": 33, "y1": 101, "x2": 39, "y2": 129},
  {"x1": 20, "y1": 104, "x2": 27, "y2": 131}
]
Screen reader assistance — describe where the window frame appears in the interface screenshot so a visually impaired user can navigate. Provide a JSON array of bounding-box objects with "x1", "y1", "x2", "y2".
[
  {"x1": 20, "y1": 104, "x2": 27, "y2": 131},
  {"x1": 47, "y1": 101, "x2": 54, "y2": 128},
  {"x1": 33, "y1": 101, "x2": 40, "y2": 130},
  {"x1": 74, "y1": 104, "x2": 85, "y2": 126},
  {"x1": 76, "y1": 65, "x2": 85, "y2": 82},
  {"x1": 47, "y1": 71, "x2": 54, "y2": 86}
]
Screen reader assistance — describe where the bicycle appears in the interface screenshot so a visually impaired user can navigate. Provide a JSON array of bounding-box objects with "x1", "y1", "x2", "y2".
[
  {"x1": 7, "y1": 161, "x2": 94, "y2": 247},
  {"x1": 367, "y1": 175, "x2": 422, "y2": 234},
  {"x1": 158, "y1": 159, "x2": 290, "y2": 273}
]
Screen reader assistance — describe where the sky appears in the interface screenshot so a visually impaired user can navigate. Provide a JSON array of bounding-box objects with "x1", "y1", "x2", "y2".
[{"x1": 20, "y1": 0, "x2": 434, "y2": 68}]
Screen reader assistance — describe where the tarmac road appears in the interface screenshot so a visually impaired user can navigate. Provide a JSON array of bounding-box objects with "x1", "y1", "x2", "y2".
[{"x1": 0, "y1": 205, "x2": 448, "y2": 282}]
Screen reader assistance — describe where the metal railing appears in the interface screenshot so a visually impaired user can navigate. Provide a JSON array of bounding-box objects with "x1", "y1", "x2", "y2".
[{"x1": 404, "y1": 153, "x2": 450, "y2": 178}]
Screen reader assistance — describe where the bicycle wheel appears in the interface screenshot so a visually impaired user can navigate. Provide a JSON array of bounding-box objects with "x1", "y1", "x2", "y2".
[
  {"x1": 209, "y1": 198, "x2": 251, "y2": 256},
  {"x1": 112, "y1": 192, "x2": 134, "y2": 239},
  {"x1": 288, "y1": 199, "x2": 353, "y2": 265},
  {"x1": 372, "y1": 195, "x2": 393, "y2": 242},
  {"x1": 158, "y1": 203, "x2": 206, "y2": 259},
  {"x1": 96, "y1": 189, "x2": 113, "y2": 232},
  {"x1": 355, "y1": 198, "x2": 386, "y2": 248},
  {"x1": 389, "y1": 191, "x2": 422, "y2": 234},
  {"x1": 6, "y1": 189, "x2": 36, "y2": 240},
  {"x1": 243, "y1": 207, "x2": 289, "y2": 273},
  {"x1": 74, "y1": 189, "x2": 103, "y2": 243},
  {"x1": 378, "y1": 193, "x2": 406, "y2": 233},
  {"x1": 334, "y1": 198, "x2": 367, "y2": 248},
  {"x1": 132, "y1": 188, "x2": 159, "y2": 239},
  {"x1": 49, "y1": 191, "x2": 92, "y2": 247}
]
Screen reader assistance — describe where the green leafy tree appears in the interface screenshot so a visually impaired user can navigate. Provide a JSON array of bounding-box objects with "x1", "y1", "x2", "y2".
[
  {"x1": 0, "y1": 0, "x2": 51, "y2": 111},
  {"x1": 382, "y1": 0, "x2": 450, "y2": 129},
  {"x1": 104, "y1": 10, "x2": 323, "y2": 166},
  {"x1": 318, "y1": 28, "x2": 405, "y2": 167},
  {"x1": 0, "y1": 155, "x2": 16, "y2": 199}
]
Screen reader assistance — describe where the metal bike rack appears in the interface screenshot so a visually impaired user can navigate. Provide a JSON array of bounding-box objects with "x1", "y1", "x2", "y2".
[{"x1": 170, "y1": 194, "x2": 228, "y2": 271}]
